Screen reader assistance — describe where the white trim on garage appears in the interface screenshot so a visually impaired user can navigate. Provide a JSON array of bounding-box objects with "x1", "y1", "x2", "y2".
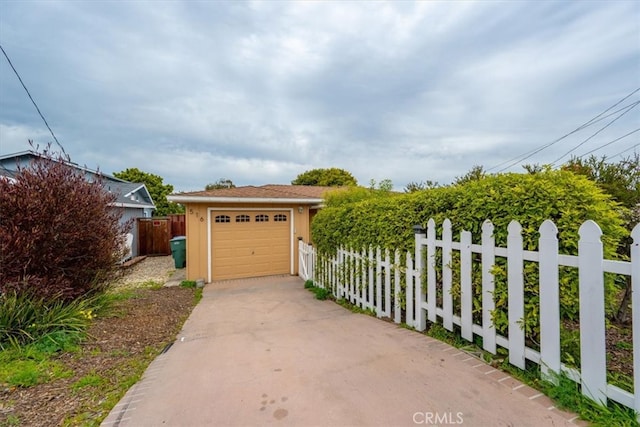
[
  {"x1": 206, "y1": 207, "x2": 295, "y2": 282},
  {"x1": 169, "y1": 195, "x2": 323, "y2": 204}
]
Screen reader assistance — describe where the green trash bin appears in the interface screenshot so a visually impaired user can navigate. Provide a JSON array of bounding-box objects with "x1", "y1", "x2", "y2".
[{"x1": 170, "y1": 236, "x2": 186, "y2": 268}]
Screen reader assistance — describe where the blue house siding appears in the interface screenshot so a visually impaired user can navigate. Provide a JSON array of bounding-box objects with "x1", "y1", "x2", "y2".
[{"x1": 115, "y1": 206, "x2": 153, "y2": 258}]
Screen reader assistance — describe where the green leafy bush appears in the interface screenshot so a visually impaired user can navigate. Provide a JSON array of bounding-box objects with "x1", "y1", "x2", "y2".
[
  {"x1": 180, "y1": 280, "x2": 197, "y2": 288},
  {"x1": 0, "y1": 291, "x2": 97, "y2": 350},
  {"x1": 323, "y1": 186, "x2": 402, "y2": 208},
  {"x1": 313, "y1": 287, "x2": 330, "y2": 300},
  {"x1": 304, "y1": 281, "x2": 331, "y2": 300},
  {"x1": 314, "y1": 171, "x2": 626, "y2": 253}
]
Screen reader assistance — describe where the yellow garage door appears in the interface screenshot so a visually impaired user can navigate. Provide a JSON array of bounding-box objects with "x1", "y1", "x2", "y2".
[{"x1": 211, "y1": 210, "x2": 291, "y2": 281}]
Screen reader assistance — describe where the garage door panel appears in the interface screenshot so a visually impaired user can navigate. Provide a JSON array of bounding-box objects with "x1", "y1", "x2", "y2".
[{"x1": 210, "y1": 210, "x2": 291, "y2": 281}]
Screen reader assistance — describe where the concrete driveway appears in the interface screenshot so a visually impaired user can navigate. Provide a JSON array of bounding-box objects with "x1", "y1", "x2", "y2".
[{"x1": 102, "y1": 275, "x2": 583, "y2": 427}]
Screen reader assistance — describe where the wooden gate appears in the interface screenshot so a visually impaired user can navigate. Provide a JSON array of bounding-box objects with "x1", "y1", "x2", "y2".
[
  {"x1": 168, "y1": 214, "x2": 186, "y2": 237},
  {"x1": 137, "y1": 218, "x2": 171, "y2": 256}
]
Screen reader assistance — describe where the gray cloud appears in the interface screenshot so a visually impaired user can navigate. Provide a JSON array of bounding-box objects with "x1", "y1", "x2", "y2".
[{"x1": 1, "y1": 0, "x2": 638, "y2": 191}]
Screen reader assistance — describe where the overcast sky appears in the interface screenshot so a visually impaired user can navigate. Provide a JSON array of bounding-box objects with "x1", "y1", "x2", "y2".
[{"x1": 1, "y1": 1, "x2": 638, "y2": 192}]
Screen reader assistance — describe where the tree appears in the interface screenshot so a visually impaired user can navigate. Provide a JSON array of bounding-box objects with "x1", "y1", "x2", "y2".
[
  {"x1": 205, "y1": 178, "x2": 235, "y2": 190},
  {"x1": 368, "y1": 178, "x2": 393, "y2": 192},
  {"x1": 291, "y1": 168, "x2": 357, "y2": 186},
  {"x1": 113, "y1": 168, "x2": 183, "y2": 216},
  {"x1": 522, "y1": 163, "x2": 547, "y2": 174},
  {"x1": 562, "y1": 154, "x2": 640, "y2": 211},
  {"x1": 453, "y1": 165, "x2": 486, "y2": 186},
  {"x1": 404, "y1": 180, "x2": 440, "y2": 193},
  {"x1": 1, "y1": 147, "x2": 129, "y2": 300}
]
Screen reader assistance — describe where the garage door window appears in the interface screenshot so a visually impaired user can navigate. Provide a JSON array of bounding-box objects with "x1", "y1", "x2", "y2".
[
  {"x1": 255, "y1": 214, "x2": 269, "y2": 222},
  {"x1": 236, "y1": 214, "x2": 250, "y2": 222},
  {"x1": 274, "y1": 214, "x2": 287, "y2": 222},
  {"x1": 215, "y1": 215, "x2": 231, "y2": 223}
]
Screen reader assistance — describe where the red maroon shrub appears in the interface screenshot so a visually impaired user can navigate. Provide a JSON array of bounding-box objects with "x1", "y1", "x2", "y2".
[{"x1": 0, "y1": 149, "x2": 130, "y2": 301}]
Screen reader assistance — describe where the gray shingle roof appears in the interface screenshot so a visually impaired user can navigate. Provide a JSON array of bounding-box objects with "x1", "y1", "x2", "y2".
[{"x1": 0, "y1": 151, "x2": 155, "y2": 209}]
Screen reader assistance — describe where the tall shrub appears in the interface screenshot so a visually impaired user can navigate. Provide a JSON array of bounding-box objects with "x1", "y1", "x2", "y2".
[
  {"x1": 0, "y1": 149, "x2": 129, "y2": 300},
  {"x1": 313, "y1": 171, "x2": 626, "y2": 255}
]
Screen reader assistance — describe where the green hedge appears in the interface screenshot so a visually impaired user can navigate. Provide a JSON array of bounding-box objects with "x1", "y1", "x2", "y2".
[
  {"x1": 314, "y1": 171, "x2": 626, "y2": 254},
  {"x1": 311, "y1": 170, "x2": 628, "y2": 342}
]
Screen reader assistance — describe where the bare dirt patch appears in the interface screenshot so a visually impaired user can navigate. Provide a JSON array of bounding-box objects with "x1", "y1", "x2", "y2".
[{"x1": 0, "y1": 257, "x2": 196, "y2": 427}]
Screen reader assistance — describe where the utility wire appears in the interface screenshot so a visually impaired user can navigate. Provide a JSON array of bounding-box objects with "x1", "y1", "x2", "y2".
[
  {"x1": 488, "y1": 87, "x2": 640, "y2": 172},
  {"x1": 487, "y1": 101, "x2": 639, "y2": 172},
  {"x1": 0, "y1": 44, "x2": 68, "y2": 159},
  {"x1": 572, "y1": 128, "x2": 639, "y2": 159},
  {"x1": 550, "y1": 101, "x2": 639, "y2": 165},
  {"x1": 609, "y1": 143, "x2": 639, "y2": 159},
  {"x1": 589, "y1": 100, "x2": 640, "y2": 126}
]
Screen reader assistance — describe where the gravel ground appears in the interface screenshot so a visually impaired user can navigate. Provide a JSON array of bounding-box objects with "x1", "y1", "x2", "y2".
[{"x1": 112, "y1": 255, "x2": 176, "y2": 289}]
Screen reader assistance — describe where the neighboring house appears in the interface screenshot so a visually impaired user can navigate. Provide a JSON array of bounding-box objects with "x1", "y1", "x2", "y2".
[
  {"x1": 167, "y1": 185, "x2": 338, "y2": 282},
  {"x1": 0, "y1": 151, "x2": 155, "y2": 258}
]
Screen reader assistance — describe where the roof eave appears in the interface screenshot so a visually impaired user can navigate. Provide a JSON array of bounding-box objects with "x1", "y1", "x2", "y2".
[
  {"x1": 122, "y1": 184, "x2": 145, "y2": 197},
  {"x1": 167, "y1": 195, "x2": 324, "y2": 204},
  {"x1": 110, "y1": 202, "x2": 156, "y2": 209}
]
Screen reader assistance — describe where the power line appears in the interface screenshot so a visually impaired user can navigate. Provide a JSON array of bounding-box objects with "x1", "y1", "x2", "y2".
[
  {"x1": 489, "y1": 100, "x2": 640, "y2": 172},
  {"x1": 609, "y1": 143, "x2": 639, "y2": 159},
  {"x1": 550, "y1": 101, "x2": 639, "y2": 165},
  {"x1": 488, "y1": 87, "x2": 640, "y2": 172},
  {"x1": 573, "y1": 127, "x2": 639, "y2": 159},
  {"x1": 0, "y1": 44, "x2": 68, "y2": 159}
]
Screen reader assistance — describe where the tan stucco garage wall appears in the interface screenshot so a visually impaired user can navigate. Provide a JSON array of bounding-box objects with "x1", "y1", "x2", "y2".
[{"x1": 184, "y1": 202, "x2": 312, "y2": 282}]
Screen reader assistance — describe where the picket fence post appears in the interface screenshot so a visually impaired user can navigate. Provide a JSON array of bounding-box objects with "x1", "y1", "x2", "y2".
[
  {"x1": 539, "y1": 220, "x2": 560, "y2": 383},
  {"x1": 362, "y1": 249, "x2": 366, "y2": 306},
  {"x1": 354, "y1": 252, "x2": 362, "y2": 308},
  {"x1": 442, "y1": 219, "x2": 453, "y2": 331},
  {"x1": 578, "y1": 220, "x2": 607, "y2": 405},
  {"x1": 324, "y1": 252, "x2": 329, "y2": 291},
  {"x1": 406, "y1": 252, "x2": 414, "y2": 327},
  {"x1": 426, "y1": 219, "x2": 437, "y2": 323},
  {"x1": 481, "y1": 220, "x2": 496, "y2": 354},
  {"x1": 330, "y1": 251, "x2": 336, "y2": 295},
  {"x1": 631, "y1": 224, "x2": 640, "y2": 415},
  {"x1": 385, "y1": 249, "x2": 391, "y2": 318},
  {"x1": 298, "y1": 241, "x2": 305, "y2": 280},
  {"x1": 310, "y1": 243, "x2": 315, "y2": 283},
  {"x1": 368, "y1": 247, "x2": 374, "y2": 311},
  {"x1": 336, "y1": 251, "x2": 339, "y2": 295},
  {"x1": 394, "y1": 250, "x2": 401, "y2": 324},
  {"x1": 414, "y1": 224, "x2": 426, "y2": 331},
  {"x1": 507, "y1": 221, "x2": 525, "y2": 370},
  {"x1": 460, "y1": 230, "x2": 473, "y2": 341},
  {"x1": 376, "y1": 247, "x2": 383, "y2": 317},
  {"x1": 334, "y1": 250, "x2": 340, "y2": 297}
]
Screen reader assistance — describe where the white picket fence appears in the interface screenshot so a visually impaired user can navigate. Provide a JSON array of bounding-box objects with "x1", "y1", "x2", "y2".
[{"x1": 298, "y1": 218, "x2": 640, "y2": 414}]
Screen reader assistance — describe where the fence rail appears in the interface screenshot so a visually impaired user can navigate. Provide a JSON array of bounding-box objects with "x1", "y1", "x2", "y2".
[{"x1": 299, "y1": 218, "x2": 640, "y2": 413}]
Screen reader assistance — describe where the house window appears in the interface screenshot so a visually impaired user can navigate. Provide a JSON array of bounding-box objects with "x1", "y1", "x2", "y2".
[
  {"x1": 236, "y1": 214, "x2": 250, "y2": 223},
  {"x1": 255, "y1": 214, "x2": 269, "y2": 222},
  {"x1": 215, "y1": 215, "x2": 231, "y2": 223},
  {"x1": 274, "y1": 214, "x2": 287, "y2": 222}
]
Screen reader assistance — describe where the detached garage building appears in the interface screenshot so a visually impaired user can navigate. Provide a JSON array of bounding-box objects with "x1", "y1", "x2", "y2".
[{"x1": 167, "y1": 185, "x2": 336, "y2": 282}]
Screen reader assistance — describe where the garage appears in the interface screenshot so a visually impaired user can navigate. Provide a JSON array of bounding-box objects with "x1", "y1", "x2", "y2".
[
  {"x1": 167, "y1": 185, "x2": 335, "y2": 283},
  {"x1": 210, "y1": 209, "x2": 292, "y2": 281}
]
